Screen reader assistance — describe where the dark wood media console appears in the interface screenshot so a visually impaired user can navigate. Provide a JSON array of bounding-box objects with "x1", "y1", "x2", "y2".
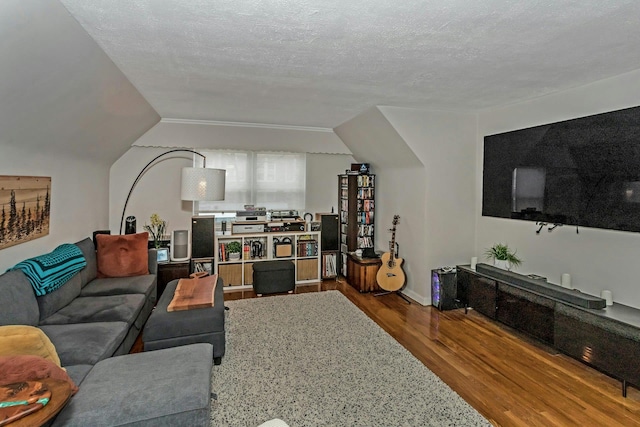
[{"x1": 457, "y1": 263, "x2": 640, "y2": 397}]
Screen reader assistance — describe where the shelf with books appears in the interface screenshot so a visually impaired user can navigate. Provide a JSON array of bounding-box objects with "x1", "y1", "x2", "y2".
[
  {"x1": 338, "y1": 172, "x2": 376, "y2": 276},
  {"x1": 297, "y1": 239, "x2": 318, "y2": 258},
  {"x1": 214, "y1": 231, "x2": 321, "y2": 289},
  {"x1": 321, "y1": 251, "x2": 338, "y2": 279}
]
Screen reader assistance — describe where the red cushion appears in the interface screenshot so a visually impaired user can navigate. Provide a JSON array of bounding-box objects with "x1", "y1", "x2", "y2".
[
  {"x1": 96, "y1": 232, "x2": 149, "y2": 278},
  {"x1": 0, "y1": 355, "x2": 78, "y2": 395}
]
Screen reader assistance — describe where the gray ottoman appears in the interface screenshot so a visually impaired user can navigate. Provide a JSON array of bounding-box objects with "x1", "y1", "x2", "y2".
[
  {"x1": 253, "y1": 260, "x2": 295, "y2": 296},
  {"x1": 52, "y1": 343, "x2": 213, "y2": 426},
  {"x1": 143, "y1": 276, "x2": 225, "y2": 364}
]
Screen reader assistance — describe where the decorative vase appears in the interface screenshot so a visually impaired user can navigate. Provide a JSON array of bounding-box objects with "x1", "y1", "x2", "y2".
[{"x1": 494, "y1": 259, "x2": 510, "y2": 270}]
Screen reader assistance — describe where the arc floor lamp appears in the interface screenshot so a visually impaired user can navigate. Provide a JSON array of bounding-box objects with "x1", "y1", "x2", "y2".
[{"x1": 119, "y1": 149, "x2": 226, "y2": 235}]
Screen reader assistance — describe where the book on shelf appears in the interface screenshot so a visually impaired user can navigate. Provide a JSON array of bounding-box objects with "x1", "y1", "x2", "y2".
[
  {"x1": 357, "y1": 211, "x2": 374, "y2": 224},
  {"x1": 357, "y1": 236, "x2": 373, "y2": 247},
  {"x1": 297, "y1": 240, "x2": 318, "y2": 257},
  {"x1": 358, "y1": 224, "x2": 374, "y2": 237},
  {"x1": 357, "y1": 175, "x2": 374, "y2": 187},
  {"x1": 193, "y1": 261, "x2": 212, "y2": 273},
  {"x1": 357, "y1": 187, "x2": 374, "y2": 199},
  {"x1": 322, "y1": 252, "x2": 337, "y2": 277}
]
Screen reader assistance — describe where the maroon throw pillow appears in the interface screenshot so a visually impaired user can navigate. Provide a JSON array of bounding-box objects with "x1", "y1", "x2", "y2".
[
  {"x1": 0, "y1": 355, "x2": 78, "y2": 395},
  {"x1": 96, "y1": 232, "x2": 149, "y2": 278}
]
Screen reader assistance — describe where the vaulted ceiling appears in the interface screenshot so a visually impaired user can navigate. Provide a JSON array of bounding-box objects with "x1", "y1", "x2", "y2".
[{"x1": 60, "y1": 0, "x2": 640, "y2": 128}]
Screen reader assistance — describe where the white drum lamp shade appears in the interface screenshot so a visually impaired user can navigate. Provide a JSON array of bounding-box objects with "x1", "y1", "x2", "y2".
[{"x1": 181, "y1": 167, "x2": 226, "y2": 201}]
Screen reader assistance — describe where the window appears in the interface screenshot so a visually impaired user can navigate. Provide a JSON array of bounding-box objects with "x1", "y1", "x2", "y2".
[{"x1": 196, "y1": 150, "x2": 306, "y2": 213}]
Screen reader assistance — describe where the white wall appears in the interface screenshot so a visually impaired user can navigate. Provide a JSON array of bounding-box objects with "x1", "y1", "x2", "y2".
[
  {"x1": 0, "y1": 145, "x2": 110, "y2": 271},
  {"x1": 374, "y1": 165, "x2": 428, "y2": 303},
  {"x1": 0, "y1": 0, "x2": 158, "y2": 270},
  {"x1": 110, "y1": 122, "x2": 353, "y2": 235},
  {"x1": 334, "y1": 106, "x2": 477, "y2": 304},
  {"x1": 379, "y1": 107, "x2": 478, "y2": 270},
  {"x1": 477, "y1": 69, "x2": 640, "y2": 309},
  {"x1": 335, "y1": 107, "x2": 430, "y2": 303},
  {"x1": 306, "y1": 153, "x2": 355, "y2": 216}
]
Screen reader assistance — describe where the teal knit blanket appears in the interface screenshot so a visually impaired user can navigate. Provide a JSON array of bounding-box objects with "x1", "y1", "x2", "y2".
[{"x1": 10, "y1": 243, "x2": 87, "y2": 296}]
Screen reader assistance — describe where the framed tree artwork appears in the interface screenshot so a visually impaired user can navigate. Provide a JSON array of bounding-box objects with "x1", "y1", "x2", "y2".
[{"x1": 0, "y1": 175, "x2": 51, "y2": 250}]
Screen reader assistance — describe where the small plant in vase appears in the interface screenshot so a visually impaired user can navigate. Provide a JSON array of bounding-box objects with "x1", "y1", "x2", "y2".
[
  {"x1": 484, "y1": 243, "x2": 522, "y2": 271},
  {"x1": 226, "y1": 241, "x2": 242, "y2": 261},
  {"x1": 143, "y1": 213, "x2": 167, "y2": 249}
]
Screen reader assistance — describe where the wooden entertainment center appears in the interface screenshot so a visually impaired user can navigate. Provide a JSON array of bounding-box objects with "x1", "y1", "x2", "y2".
[{"x1": 457, "y1": 263, "x2": 640, "y2": 397}]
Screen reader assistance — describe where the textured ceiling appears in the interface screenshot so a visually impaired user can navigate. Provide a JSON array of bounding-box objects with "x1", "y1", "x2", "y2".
[{"x1": 60, "y1": 0, "x2": 640, "y2": 128}]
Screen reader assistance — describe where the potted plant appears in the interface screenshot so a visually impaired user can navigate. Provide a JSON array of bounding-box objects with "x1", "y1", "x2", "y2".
[
  {"x1": 226, "y1": 241, "x2": 242, "y2": 261},
  {"x1": 143, "y1": 213, "x2": 167, "y2": 249},
  {"x1": 484, "y1": 243, "x2": 522, "y2": 271}
]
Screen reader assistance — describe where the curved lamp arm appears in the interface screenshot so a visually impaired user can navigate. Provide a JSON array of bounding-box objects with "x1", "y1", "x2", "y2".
[{"x1": 119, "y1": 149, "x2": 206, "y2": 235}]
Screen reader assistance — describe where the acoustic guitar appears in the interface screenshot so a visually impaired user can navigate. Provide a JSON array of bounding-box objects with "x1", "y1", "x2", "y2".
[{"x1": 376, "y1": 215, "x2": 406, "y2": 292}]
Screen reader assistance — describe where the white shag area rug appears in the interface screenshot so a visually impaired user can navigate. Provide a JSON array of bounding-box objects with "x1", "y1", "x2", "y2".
[{"x1": 211, "y1": 290, "x2": 491, "y2": 427}]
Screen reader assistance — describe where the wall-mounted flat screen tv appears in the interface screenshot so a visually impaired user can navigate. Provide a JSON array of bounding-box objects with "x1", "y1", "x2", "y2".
[{"x1": 483, "y1": 105, "x2": 640, "y2": 232}]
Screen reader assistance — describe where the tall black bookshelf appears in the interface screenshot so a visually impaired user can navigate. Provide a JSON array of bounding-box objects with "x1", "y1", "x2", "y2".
[{"x1": 338, "y1": 173, "x2": 375, "y2": 276}]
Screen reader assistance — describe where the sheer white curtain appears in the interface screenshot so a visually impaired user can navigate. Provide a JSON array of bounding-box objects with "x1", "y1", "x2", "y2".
[{"x1": 196, "y1": 150, "x2": 306, "y2": 213}]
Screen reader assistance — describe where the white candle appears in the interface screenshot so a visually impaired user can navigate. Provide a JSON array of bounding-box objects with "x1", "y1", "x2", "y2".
[
  {"x1": 601, "y1": 290, "x2": 613, "y2": 306},
  {"x1": 470, "y1": 257, "x2": 478, "y2": 270},
  {"x1": 561, "y1": 273, "x2": 572, "y2": 289}
]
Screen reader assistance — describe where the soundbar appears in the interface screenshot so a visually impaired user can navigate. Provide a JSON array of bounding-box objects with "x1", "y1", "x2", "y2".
[{"x1": 475, "y1": 263, "x2": 606, "y2": 309}]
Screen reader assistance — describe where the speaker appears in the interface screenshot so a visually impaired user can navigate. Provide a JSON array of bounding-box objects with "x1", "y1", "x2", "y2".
[
  {"x1": 318, "y1": 213, "x2": 339, "y2": 251},
  {"x1": 92, "y1": 230, "x2": 111, "y2": 249},
  {"x1": 171, "y1": 229, "x2": 190, "y2": 261},
  {"x1": 124, "y1": 216, "x2": 137, "y2": 234},
  {"x1": 191, "y1": 216, "x2": 215, "y2": 258}
]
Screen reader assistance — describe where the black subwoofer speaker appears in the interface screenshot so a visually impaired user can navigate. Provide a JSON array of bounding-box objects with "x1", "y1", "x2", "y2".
[
  {"x1": 192, "y1": 216, "x2": 215, "y2": 258},
  {"x1": 92, "y1": 230, "x2": 111, "y2": 249}
]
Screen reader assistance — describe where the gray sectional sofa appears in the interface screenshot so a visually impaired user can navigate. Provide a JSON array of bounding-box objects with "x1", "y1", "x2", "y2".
[
  {"x1": 0, "y1": 237, "x2": 214, "y2": 426},
  {"x1": 1, "y1": 237, "x2": 157, "y2": 368}
]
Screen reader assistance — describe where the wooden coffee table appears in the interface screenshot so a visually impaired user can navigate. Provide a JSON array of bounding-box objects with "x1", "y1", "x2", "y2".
[
  {"x1": 167, "y1": 273, "x2": 218, "y2": 312},
  {"x1": 1, "y1": 379, "x2": 72, "y2": 427}
]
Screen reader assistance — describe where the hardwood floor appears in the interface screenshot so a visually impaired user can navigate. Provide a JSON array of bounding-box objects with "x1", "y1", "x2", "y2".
[{"x1": 225, "y1": 279, "x2": 640, "y2": 427}]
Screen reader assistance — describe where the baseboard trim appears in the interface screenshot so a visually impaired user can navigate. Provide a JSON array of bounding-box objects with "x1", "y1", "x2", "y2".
[{"x1": 401, "y1": 288, "x2": 430, "y2": 306}]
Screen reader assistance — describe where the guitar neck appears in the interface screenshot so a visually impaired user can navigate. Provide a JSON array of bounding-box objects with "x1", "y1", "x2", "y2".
[
  {"x1": 387, "y1": 215, "x2": 400, "y2": 260},
  {"x1": 389, "y1": 226, "x2": 396, "y2": 258}
]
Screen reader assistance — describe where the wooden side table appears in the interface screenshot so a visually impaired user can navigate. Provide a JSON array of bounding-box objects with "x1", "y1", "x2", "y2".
[
  {"x1": 157, "y1": 260, "x2": 191, "y2": 299},
  {"x1": 346, "y1": 252, "x2": 382, "y2": 292},
  {"x1": 2, "y1": 379, "x2": 72, "y2": 427}
]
